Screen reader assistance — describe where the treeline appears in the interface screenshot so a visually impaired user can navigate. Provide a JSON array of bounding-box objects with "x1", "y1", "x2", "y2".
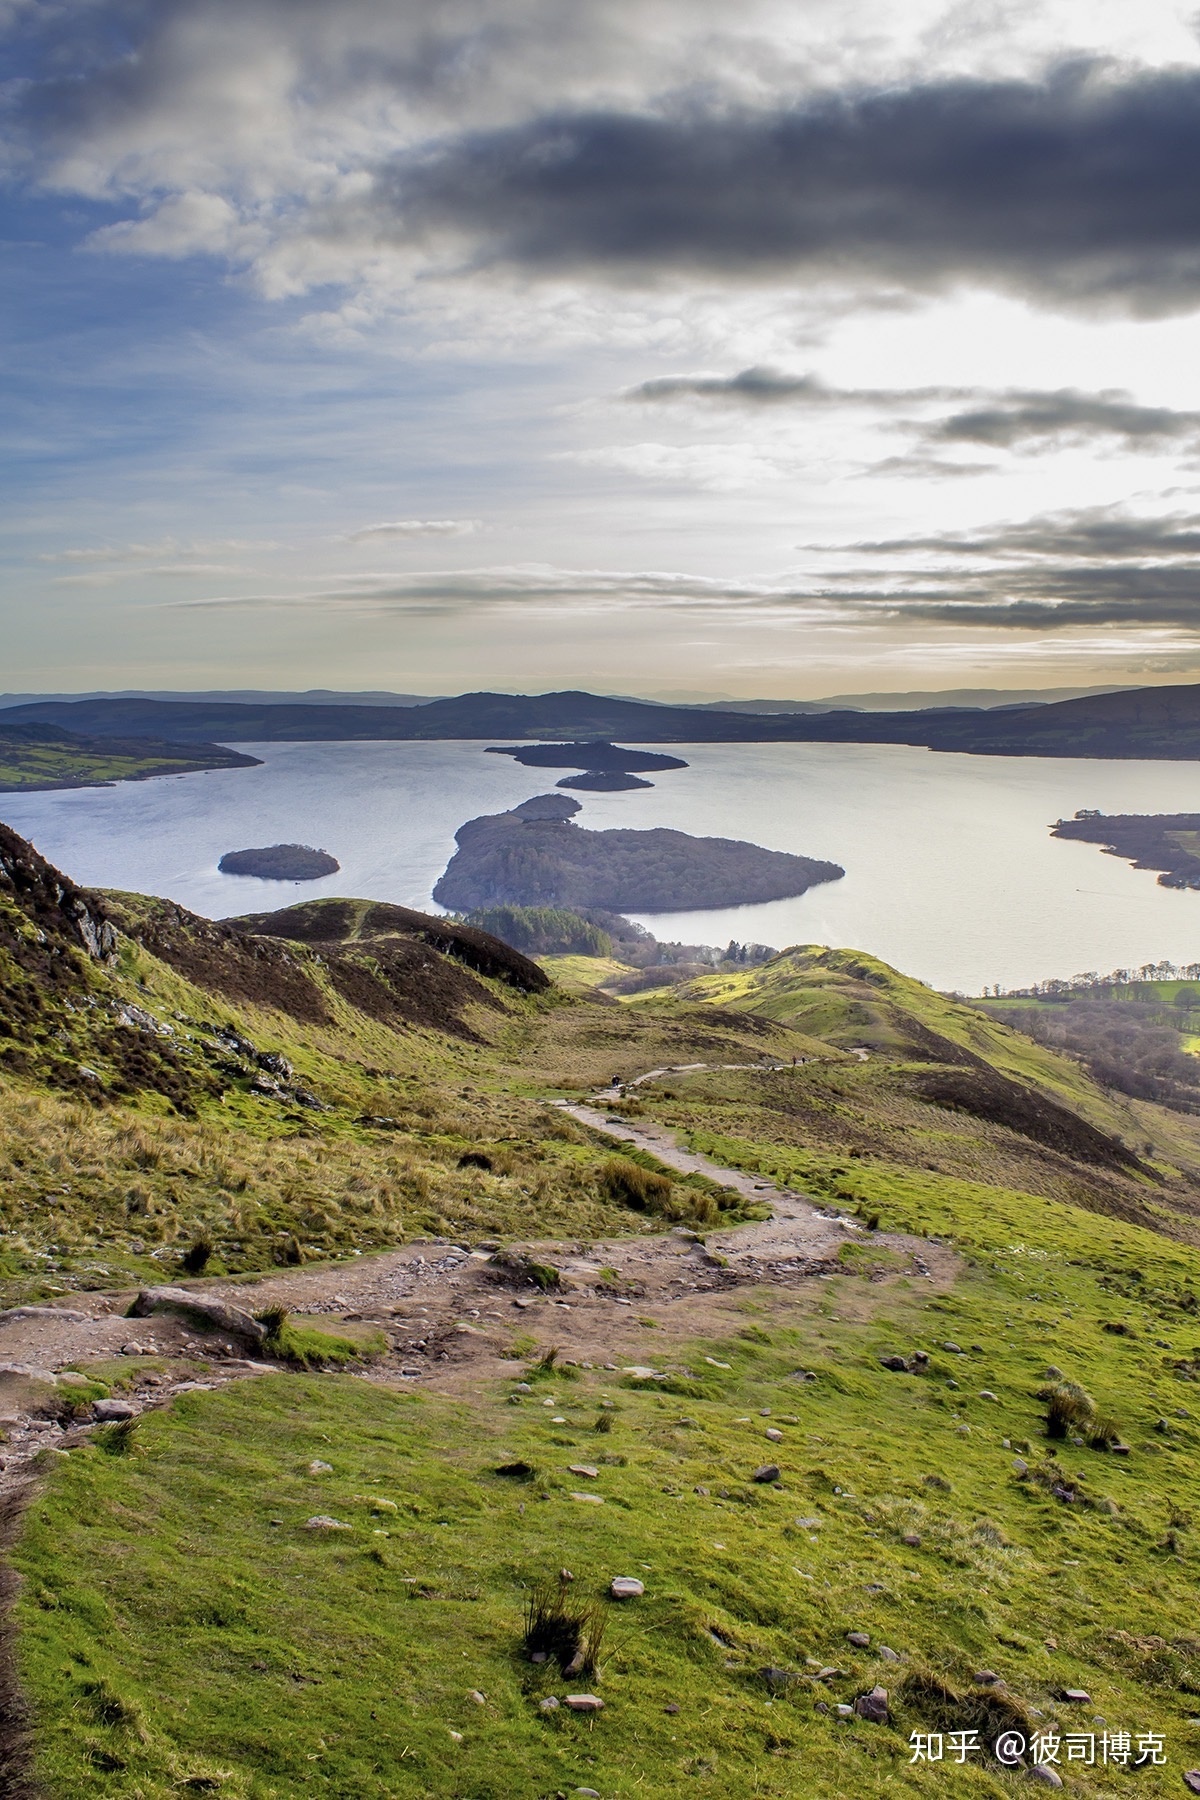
[
  {"x1": 462, "y1": 903, "x2": 776, "y2": 991},
  {"x1": 982, "y1": 961, "x2": 1200, "y2": 1000},
  {"x1": 983, "y1": 997, "x2": 1200, "y2": 1113}
]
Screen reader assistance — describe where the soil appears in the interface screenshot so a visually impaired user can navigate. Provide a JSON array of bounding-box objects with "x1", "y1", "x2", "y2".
[{"x1": 0, "y1": 1104, "x2": 954, "y2": 1497}]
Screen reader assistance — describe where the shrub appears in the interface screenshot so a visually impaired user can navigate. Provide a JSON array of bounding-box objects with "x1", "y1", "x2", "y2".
[
  {"x1": 523, "y1": 1573, "x2": 607, "y2": 1677},
  {"x1": 1040, "y1": 1379, "x2": 1096, "y2": 1439},
  {"x1": 179, "y1": 1237, "x2": 213, "y2": 1276},
  {"x1": 601, "y1": 1157, "x2": 672, "y2": 1211}
]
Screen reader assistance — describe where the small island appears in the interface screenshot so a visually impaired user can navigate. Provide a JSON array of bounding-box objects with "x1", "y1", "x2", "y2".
[
  {"x1": 1051, "y1": 810, "x2": 1200, "y2": 888},
  {"x1": 556, "y1": 771, "x2": 653, "y2": 791},
  {"x1": 487, "y1": 739, "x2": 688, "y2": 773},
  {"x1": 433, "y1": 793, "x2": 843, "y2": 911},
  {"x1": 218, "y1": 844, "x2": 340, "y2": 881}
]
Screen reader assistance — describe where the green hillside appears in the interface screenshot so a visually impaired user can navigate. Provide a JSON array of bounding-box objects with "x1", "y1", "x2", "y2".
[{"x1": 4, "y1": 828, "x2": 1200, "y2": 1796}]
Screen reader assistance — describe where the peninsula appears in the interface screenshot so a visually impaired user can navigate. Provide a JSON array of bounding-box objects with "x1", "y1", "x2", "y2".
[
  {"x1": 218, "y1": 844, "x2": 340, "y2": 881},
  {"x1": 1051, "y1": 810, "x2": 1200, "y2": 889},
  {"x1": 432, "y1": 793, "x2": 843, "y2": 911},
  {"x1": 0, "y1": 720, "x2": 261, "y2": 793}
]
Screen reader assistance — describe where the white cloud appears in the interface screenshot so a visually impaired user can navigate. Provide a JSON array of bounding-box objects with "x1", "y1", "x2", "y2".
[{"x1": 345, "y1": 518, "x2": 481, "y2": 541}]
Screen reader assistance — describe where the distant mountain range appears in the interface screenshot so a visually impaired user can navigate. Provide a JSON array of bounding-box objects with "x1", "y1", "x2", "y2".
[
  {"x1": 0, "y1": 682, "x2": 1134, "y2": 716},
  {"x1": 5, "y1": 683, "x2": 1200, "y2": 759}
]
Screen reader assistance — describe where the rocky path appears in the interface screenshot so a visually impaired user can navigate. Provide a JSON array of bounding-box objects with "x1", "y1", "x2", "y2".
[{"x1": 0, "y1": 1093, "x2": 947, "y2": 1492}]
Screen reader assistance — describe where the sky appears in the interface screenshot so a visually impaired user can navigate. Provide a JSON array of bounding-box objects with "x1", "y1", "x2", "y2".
[{"x1": 8, "y1": 3, "x2": 1200, "y2": 698}]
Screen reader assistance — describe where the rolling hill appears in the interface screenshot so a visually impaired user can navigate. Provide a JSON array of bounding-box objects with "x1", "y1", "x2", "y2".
[{"x1": 4, "y1": 826, "x2": 1200, "y2": 1796}]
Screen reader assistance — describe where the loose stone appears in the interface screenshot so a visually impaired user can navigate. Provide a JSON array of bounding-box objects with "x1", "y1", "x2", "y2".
[
  {"x1": 565, "y1": 1695, "x2": 604, "y2": 1713},
  {"x1": 610, "y1": 1577, "x2": 644, "y2": 1599}
]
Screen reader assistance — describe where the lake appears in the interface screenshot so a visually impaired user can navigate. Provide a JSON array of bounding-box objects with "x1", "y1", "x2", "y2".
[{"x1": 2, "y1": 738, "x2": 1198, "y2": 993}]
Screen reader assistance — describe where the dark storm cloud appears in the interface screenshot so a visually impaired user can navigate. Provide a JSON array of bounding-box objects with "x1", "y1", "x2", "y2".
[{"x1": 371, "y1": 61, "x2": 1200, "y2": 313}]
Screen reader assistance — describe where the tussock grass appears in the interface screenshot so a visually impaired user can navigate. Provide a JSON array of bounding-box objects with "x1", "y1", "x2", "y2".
[{"x1": 522, "y1": 1573, "x2": 607, "y2": 1677}]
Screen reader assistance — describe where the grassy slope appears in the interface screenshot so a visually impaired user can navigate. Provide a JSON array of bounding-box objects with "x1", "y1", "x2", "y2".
[
  {"x1": 12, "y1": 916, "x2": 1200, "y2": 1793},
  {"x1": 0, "y1": 906, "x2": 819, "y2": 1301},
  {"x1": 17, "y1": 1172, "x2": 1200, "y2": 1798}
]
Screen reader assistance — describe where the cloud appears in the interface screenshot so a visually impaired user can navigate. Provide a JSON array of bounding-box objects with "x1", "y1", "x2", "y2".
[
  {"x1": 166, "y1": 561, "x2": 836, "y2": 616},
  {"x1": 18, "y1": 15, "x2": 1200, "y2": 319},
  {"x1": 929, "y1": 390, "x2": 1200, "y2": 449},
  {"x1": 357, "y1": 63, "x2": 1200, "y2": 314},
  {"x1": 345, "y1": 518, "x2": 481, "y2": 541},
  {"x1": 810, "y1": 504, "x2": 1200, "y2": 630},
  {"x1": 39, "y1": 536, "x2": 276, "y2": 563},
  {"x1": 628, "y1": 367, "x2": 839, "y2": 404}
]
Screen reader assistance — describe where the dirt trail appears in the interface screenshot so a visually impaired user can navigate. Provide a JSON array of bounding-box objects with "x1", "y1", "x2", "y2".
[{"x1": 0, "y1": 1100, "x2": 950, "y2": 1492}]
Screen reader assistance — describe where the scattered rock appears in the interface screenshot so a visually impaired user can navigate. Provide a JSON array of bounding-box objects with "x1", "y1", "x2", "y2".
[
  {"x1": 565, "y1": 1695, "x2": 604, "y2": 1713},
  {"x1": 761, "y1": 1667, "x2": 799, "y2": 1692},
  {"x1": 902, "y1": 1532, "x2": 922, "y2": 1547},
  {"x1": 539, "y1": 1696, "x2": 559, "y2": 1711},
  {"x1": 128, "y1": 1287, "x2": 266, "y2": 1349},
  {"x1": 308, "y1": 1459, "x2": 333, "y2": 1474},
  {"x1": 569, "y1": 1464, "x2": 599, "y2": 1479},
  {"x1": 664, "y1": 1703, "x2": 679, "y2": 1715},
  {"x1": 574, "y1": 1789, "x2": 601, "y2": 1797},
  {"x1": 303, "y1": 1516, "x2": 350, "y2": 1531},
  {"x1": 910, "y1": 1351, "x2": 930, "y2": 1369},
  {"x1": 570, "y1": 1492, "x2": 605, "y2": 1505},
  {"x1": 879, "y1": 1355, "x2": 909, "y2": 1372},
  {"x1": 610, "y1": 1577, "x2": 644, "y2": 1600},
  {"x1": 974, "y1": 1671, "x2": 1003, "y2": 1686},
  {"x1": 765, "y1": 1428, "x2": 783, "y2": 1443},
  {"x1": 1029, "y1": 1767, "x2": 1063, "y2": 1788},
  {"x1": 1012, "y1": 1458, "x2": 1029, "y2": 1477},
  {"x1": 854, "y1": 1685, "x2": 888, "y2": 1724},
  {"x1": 447, "y1": 1728, "x2": 463, "y2": 1743},
  {"x1": 979, "y1": 1390, "x2": 999, "y2": 1401},
  {"x1": 878, "y1": 1647, "x2": 900, "y2": 1663},
  {"x1": 942, "y1": 1342, "x2": 964, "y2": 1354},
  {"x1": 93, "y1": 1399, "x2": 137, "y2": 1421},
  {"x1": 751, "y1": 1464, "x2": 781, "y2": 1483},
  {"x1": 531, "y1": 1652, "x2": 548, "y2": 1665},
  {"x1": 847, "y1": 1632, "x2": 870, "y2": 1648},
  {"x1": 835, "y1": 1703, "x2": 854, "y2": 1717},
  {"x1": 1061, "y1": 1689, "x2": 1092, "y2": 1704},
  {"x1": 1182, "y1": 1772, "x2": 1200, "y2": 1795},
  {"x1": 468, "y1": 1689, "x2": 486, "y2": 1704}
]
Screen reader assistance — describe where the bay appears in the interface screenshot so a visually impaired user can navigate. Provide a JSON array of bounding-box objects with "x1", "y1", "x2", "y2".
[{"x1": 1, "y1": 737, "x2": 1198, "y2": 993}]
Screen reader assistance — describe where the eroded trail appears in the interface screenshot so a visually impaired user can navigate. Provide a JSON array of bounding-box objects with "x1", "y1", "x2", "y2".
[{"x1": 0, "y1": 1104, "x2": 951, "y2": 1494}]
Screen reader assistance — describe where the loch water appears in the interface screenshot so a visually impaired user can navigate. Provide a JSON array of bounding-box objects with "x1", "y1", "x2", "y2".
[{"x1": 2, "y1": 737, "x2": 1198, "y2": 993}]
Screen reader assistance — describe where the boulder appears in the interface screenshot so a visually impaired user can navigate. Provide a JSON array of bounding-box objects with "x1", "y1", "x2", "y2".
[
  {"x1": 93, "y1": 1399, "x2": 137, "y2": 1421},
  {"x1": 854, "y1": 1685, "x2": 889, "y2": 1724},
  {"x1": 751, "y1": 1463, "x2": 781, "y2": 1483},
  {"x1": 128, "y1": 1287, "x2": 266, "y2": 1349}
]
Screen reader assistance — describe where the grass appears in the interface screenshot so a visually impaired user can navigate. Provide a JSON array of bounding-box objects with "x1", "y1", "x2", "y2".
[{"x1": 16, "y1": 1209, "x2": 1200, "y2": 1797}]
